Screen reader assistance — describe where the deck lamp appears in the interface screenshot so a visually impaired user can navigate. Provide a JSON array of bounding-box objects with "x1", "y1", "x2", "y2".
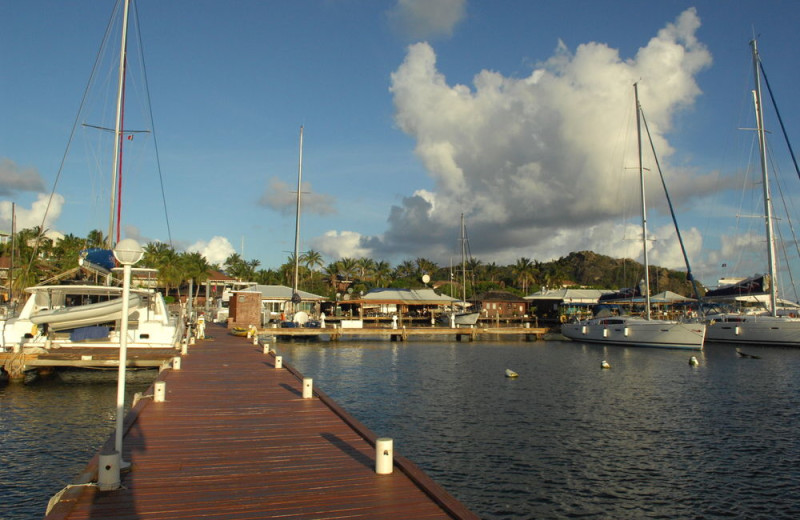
[{"x1": 113, "y1": 238, "x2": 144, "y2": 470}]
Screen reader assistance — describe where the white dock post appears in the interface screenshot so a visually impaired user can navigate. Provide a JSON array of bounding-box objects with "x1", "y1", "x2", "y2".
[
  {"x1": 262, "y1": 343, "x2": 271, "y2": 354},
  {"x1": 302, "y1": 377, "x2": 313, "y2": 398},
  {"x1": 275, "y1": 355, "x2": 283, "y2": 369},
  {"x1": 376, "y1": 438, "x2": 394, "y2": 474},
  {"x1": 154, "y1": 381, "x2": 166, "y2": 402},
  {"x1": 172, "y1": 356, "x2": 181, "y2": 370},
  {"x1": 97, "y1": 450, "x2": 121, "y2": 491}
]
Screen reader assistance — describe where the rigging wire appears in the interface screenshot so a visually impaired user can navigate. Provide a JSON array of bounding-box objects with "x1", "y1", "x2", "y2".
[
  {"x1": 131, "y1": 0, "x2": 174, "y2": 248},
  {"x1": 639, "y1": 106, "x2": 701, "y2": 300},
  {"x1": 22, "y1": 0, "x2": 123, "y2": 285}
]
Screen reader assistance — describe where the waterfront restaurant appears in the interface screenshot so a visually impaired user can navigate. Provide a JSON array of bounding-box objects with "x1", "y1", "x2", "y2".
[{"x1": 337, "y1": 288, "x2": 458, "y2": 323}]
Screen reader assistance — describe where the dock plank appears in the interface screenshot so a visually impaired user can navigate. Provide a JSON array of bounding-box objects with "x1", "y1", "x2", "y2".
[{"x1": 44, "y1": 324, "x2": 478, "y2": 520}]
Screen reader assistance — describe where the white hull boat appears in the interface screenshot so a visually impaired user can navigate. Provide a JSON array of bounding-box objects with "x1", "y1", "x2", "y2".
[
  {"x1": 705, "y1": 313, "x2": 800, "y2": 346},
  {"x1": 1, "y1": 285, "x2": 183, "y2": 351},
  {"x1": 561, "y1": 84, "x2": 705, "y2": 350},
  {"x1": 561, "y1": 315, "x2": 705, "y2": 350},
  {"x1": 703, "y1": 41, "x2": 800, "y2": 348}
]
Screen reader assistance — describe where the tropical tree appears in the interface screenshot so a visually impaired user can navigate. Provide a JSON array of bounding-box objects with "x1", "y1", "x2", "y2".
[
  {"x1": 355, "y1": 257, "x2": 376, "y2": 281},
  {"x1": 373, "y1": 260, "x2": 393, "y2": 288},
  {"x1": 300, "y1": 249, "x2": 324, "y2": 284},
  {"x1": 338, "y1": 257, "x2": 358, "y2": 280},
  {"x1": 513, "y1": 257, "x2": 535, "y2": 294},
  {"x1": 86, "y1": 229, "x2": 106, "y2": 248},
  {"x1": 181, "y1": 251, "x2": 211, "y2": 299}
]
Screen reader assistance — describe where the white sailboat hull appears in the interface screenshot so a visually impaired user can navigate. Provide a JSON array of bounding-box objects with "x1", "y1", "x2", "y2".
[
  {"x1": 705, "y1": 314, "x2": 800, "y2": 346},
  {"x1": 561, "y1": 316, "x2": 706, "y2": 350},
  {"x1": 1, "y1": 285, "x2": 183, "y2": 350}
]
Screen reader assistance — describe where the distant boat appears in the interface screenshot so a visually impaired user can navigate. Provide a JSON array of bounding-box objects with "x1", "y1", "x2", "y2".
[
  {"x1": 505, "y1": 369, "x2": 519, "y2": 378},
  {"x1": 702, "y1": 40, "x2": 800, "y2": 347},
  {"x1": 561, "y1": 84, "x2": 706, "y2": 350},
  {"x1": 439, "y1": 214, "x2": 480, "y2": 327}
]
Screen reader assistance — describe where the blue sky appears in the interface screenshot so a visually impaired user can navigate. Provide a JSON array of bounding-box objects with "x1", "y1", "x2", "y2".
[{"x1": 3, "y1": 0, "x2": 800, "y2": 293}]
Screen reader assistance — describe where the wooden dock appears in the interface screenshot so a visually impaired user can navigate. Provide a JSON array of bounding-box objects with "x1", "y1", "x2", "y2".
[
  {"x1": 44, "y1": 324, "x2": 479, "y2": 520},
  {"x1": 263, "y1": 324, "x2": 549, "y2": 342}
]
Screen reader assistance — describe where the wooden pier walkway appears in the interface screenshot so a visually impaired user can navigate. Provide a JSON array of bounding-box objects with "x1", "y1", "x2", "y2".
[{"x1": 44, "y1": 324, "x2": 479, "y2": 520}]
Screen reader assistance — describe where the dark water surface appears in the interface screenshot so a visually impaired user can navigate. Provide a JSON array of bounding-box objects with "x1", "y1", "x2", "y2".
[
  {"x1": 1, "y1": 370, "x2": 155, "y2": 520},
  {"x1": 2, "y1": 340, "x2": 799, "y2": 519}
]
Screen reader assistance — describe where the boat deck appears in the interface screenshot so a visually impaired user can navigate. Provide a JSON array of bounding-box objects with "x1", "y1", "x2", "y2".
[{"x1": 43, "y1": 324, "x2": 478, "y2": 519}]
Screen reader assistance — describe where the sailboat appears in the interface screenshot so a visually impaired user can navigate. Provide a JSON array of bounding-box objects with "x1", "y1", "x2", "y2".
[
  {"x1": 561, "y1": 84, "x2": 706, "y2": 350},
  {"x1": 439, "y1": 214, "x2": 480, "y2": 327},
  {"x1": 702, "y1": 39, "x2": 800, "y2": 346},
  {"x1": 0, "y1": 0, "x2": 182, "y2": 353}
]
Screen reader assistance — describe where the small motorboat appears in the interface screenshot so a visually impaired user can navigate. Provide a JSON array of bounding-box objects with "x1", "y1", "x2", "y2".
[{"x1": 505, "y1": 369, "x2": 519, "y2": 378}]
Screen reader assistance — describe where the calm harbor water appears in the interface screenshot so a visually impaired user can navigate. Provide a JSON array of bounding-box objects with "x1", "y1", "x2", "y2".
[{"x1": 2, "y1": 339, "x2": 799, "y2": 519}]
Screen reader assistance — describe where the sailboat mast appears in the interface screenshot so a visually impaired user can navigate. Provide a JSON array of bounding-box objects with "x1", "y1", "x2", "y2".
[
  {"x1": 751, "y1": 39, "x2": 779, "y2": 315},
  {"x1": 292, "y1": 125, "x2": 304, "y2": 307},
  {"x1": 460, "y1": 213, "x2": 467, "y2": 305},
  {"x1": 634, "y1": 83, "x2": 652, "y2": 319},
  {"x1": 107, "y1": 0, "x2": 130, "y2": 249}
]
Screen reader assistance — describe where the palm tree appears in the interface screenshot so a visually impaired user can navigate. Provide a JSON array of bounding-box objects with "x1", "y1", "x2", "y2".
[
  {"x1": 355, "y1": 257, "x2": 376, "y2": 281},
  {"x1": 86, "y1": 229, "x2": 106, "y2": 248},
  {"x1": 373, "y1": 260, "x2": 393, "y2": 288},
  {"x1": 338, "y1": 257, "x2": 358, "y2": 281},
  {"x1": 513, "y1": 257, "x2": 535, "y2": 294},
  {"x1": 142, "y1": 242, "x2": 180, "y2": 297},
  {"x1": 181, "y1": 251, "x2": 211, "y2": 299},
  {"x1": 300, "y1": 249, "x2": 324, "y2": 284},
  {"x1": 394, "y1": 259, "x2": 416, "y2": 280},
  {"x1": 415, "y1": 257, "x2": 438, "y2": 279}
]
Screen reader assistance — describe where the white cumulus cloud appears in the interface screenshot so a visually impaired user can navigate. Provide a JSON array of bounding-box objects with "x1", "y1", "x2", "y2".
[
  {"x1": 0, "y1": 193, "x2": 64, "y2": 232},
  {"x1": 320, "y1": 7, "x2": 717, "y2": 270},
  {"x1": 187, "y1": 236, "x2": 237, "y2": 265}
]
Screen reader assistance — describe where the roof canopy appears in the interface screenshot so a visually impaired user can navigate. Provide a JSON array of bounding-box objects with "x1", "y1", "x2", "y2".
[
  {"x1": 345, "y1": 288, "x2": 457, "y2": 306},
  {"x1": 240, "y1": 285, "x2": 325, "y2": 301}
]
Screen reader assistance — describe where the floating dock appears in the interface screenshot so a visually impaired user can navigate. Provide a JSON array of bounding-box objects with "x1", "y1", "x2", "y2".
[
  {"x1": 263, "y1": 325, "x2": 549, "y2": 342},
  {"x1": 43, "y1": 324, "x2": 478, "y2": 519}
]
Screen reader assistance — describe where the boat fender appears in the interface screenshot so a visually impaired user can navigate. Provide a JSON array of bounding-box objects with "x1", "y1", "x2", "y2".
[
  {"x1": 31, "y1": 324, "x2": 39, "y2": 337},
  {"x1": 560, "y1": 315, "x2": 567, "y2": 324}
]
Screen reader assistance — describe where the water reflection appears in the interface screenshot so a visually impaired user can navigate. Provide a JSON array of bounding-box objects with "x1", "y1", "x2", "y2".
[
  {"x1": 1, "y1": 369, "x2": 156, "y2": 520},
  {"x1": 275, "y1": 340, "x2": 800, "y2": 519}
]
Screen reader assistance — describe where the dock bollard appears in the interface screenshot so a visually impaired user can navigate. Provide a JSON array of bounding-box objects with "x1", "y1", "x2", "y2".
[
  {"x1": 275, "y1": 356, "x2": 283, "y2": 369},
  {"x1": 172, "y1": 356, "x2": 181, "y2": 370},
  {"x1": 97, "y1": 450, "x2": 121, "y2": 491},
  {"x1": 154, "y1": 381, "x2": 166, "y2": 402},
  {"x1": 181, "y1": 342, "x2": 188, "y2": 355},
  {"x1": 302, "y1": 377, "x2": 313, "y2": 398},
  {"x1": 375, "y1": 438, "x2": 394, "y2": 474},
  {"x1": 262, "y1": 343, "x2": 271, "y2": 354},
  {"x1": 252, "y1": 335, "x2": 259, "y2": 345}
]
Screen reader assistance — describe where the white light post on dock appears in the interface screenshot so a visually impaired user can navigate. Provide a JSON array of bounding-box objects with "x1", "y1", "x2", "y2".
[{"x1": 113, "y1": 238, "x2": 143, "y2": 469}]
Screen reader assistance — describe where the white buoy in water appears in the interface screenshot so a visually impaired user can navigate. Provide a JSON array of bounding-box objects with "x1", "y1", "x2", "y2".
[
  {"x1": 601, "y1": 360, "x2": 611, "y2": 369},
  {"x1": 689, "y1": 356, "x2": 699, "y2": 366}
]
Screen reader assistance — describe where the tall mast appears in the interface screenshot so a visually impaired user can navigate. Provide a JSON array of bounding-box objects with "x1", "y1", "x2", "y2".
[
  {"x1": 107, "y1": 0, "x2": 131, "y2": 248},
  {"x1": 751, "y1": 39, "x2": 779, "y2": 315},
  {"x1": 292, "y1": 125, "x2": 304, "y2": 308},
  {"x1": 9, "y1": 203, "x2": 15, "y2": 303},
  {"x1": 634, "y1": 83, "x2": 652, "y2": 319},
  {"x1": 460, "y1": 213, "x2": 467, "y2": 305}
]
